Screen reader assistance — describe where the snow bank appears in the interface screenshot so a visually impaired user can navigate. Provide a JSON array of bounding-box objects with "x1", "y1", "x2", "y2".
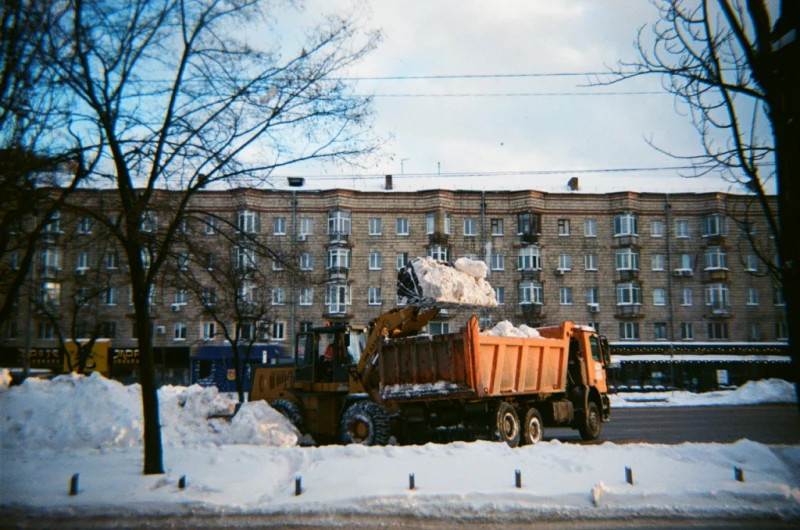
[
  {"x1": 411, "y1": 257, "x2": 497, "y2": 306},
  {"x1": 482, "y1": 320, "x2": 543, "y2": 338},
  {"x1": 612, "y1": 378, "x2": 797, "y2": 408},
  {"x1": 0, "y1": 372, "x2": 298, "y2": 450}
]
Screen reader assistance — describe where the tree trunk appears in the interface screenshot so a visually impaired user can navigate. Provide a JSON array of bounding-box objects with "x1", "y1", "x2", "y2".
[{"x1": 127, "y1": 248, "x2": 164, "y2": 474}]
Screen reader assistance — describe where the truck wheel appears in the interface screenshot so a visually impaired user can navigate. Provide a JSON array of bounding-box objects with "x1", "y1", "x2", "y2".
[
  {"x1": 578, "y1": 402, "x2": 602, "y2": 441},
  {"x1": 522, "y1": 407, "x2": 544, "y2": 445},
  {"x1": 270, "y1": 399, "x2": 304, "y2": 432},
  {"x1": 495, "y1": 402, "x2": 521, "y2": 447},
  {"x1": 341, "y1": 401, "x2": 391, "y2": 446}
]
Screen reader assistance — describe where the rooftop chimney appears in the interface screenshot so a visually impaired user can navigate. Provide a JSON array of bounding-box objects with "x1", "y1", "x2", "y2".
[
  {"x1": 567, "y1": 177, "x2": 580, "y2": 191},
  {"x1": 385, "y1": 174, "x2": 393, "y2": 190}
]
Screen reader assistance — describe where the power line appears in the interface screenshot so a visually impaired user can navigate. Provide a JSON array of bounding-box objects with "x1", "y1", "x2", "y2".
[
  {"x1": 366, "y1": 91, "x2": 665, "y2": 98},
  {"x1": 335, "y1": 71, "x2": 615, "y2": 81}
]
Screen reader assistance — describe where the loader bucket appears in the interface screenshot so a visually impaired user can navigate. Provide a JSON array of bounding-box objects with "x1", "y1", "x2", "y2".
[{"x1": 397, "y1": 259, "x2": 492, "y2": 310}]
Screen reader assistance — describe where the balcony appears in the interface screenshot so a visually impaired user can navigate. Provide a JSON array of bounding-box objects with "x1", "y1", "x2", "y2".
[
  {"x1": 328, "y1": 267, "x2": 349, "y2": 280},
  {"x1": 323, "y1": 308, "x2": 353, "y2": 320},
  {"x1": 672, "y1": 269, "x2": 694, "y2": 278},
  {"x1": 617, "y1": 269, "x2": 640, "y2": 282},
  {"x1": 703, "y1": 269, "x2": 729, "y2": 282},
  {"x1": 328, "y1": 232, "x2": 350, "y2": 245},
  {"x1": 614, "y1": 304, "x2": 644, "y2": 319},
  {"x1": 519, "y1": 303, "x2": 546, "y2": 325},
  {"x1": 38, "y1": 266, "x2": 60, "y2": 279},
  {"x1": 707, "y1": 303, "x2": 732, "y2": 318},
  {"x1": 520, "y1": 269, "x2": 541, "y2": 281},
  {"x1": 615, "y1": 234, "x2": 639, "y2": 247},
  {"x1": 701, "y1": 234, "x2": 727, "y2": 247},
  {"x1": 519, "y1": 233, "x2": 540, "y2": 246},
  {"x1": 428, "y1": 232, "x2": 449, "y2": 246}
]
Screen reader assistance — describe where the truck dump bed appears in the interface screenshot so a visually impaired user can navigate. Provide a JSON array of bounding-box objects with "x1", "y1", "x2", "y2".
[{"x1": 379, "y1": 317, "x2": 571, "y2": 403}]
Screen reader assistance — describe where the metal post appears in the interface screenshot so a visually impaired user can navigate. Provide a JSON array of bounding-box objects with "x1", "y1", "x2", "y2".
[
  {"x1": 734, "y1": 467, "x2": 744, "y2": 482},
  {"x1": 409, "y1": 473, "x2": 415, "y2": 490},
  {"x1": 178, "y1": 475, "x2": 186, "y2": 489},
  {"x1": 295, "y1": 476, "x2": 302, "y2": 496},
  {"x1": 515, "y1": 469, "x2": 522, "y2": 488},
  {"x1": 69, "y1": 473, "x2": 79, "y2": 495},
  {"x1": 625, "y1": 467, "x2": 634, "y2": 486}
]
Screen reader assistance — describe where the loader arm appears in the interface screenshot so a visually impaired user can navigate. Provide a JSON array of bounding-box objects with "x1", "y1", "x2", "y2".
[{"x1": 354, "y1": 305, "x2": 441, "y2": 397}]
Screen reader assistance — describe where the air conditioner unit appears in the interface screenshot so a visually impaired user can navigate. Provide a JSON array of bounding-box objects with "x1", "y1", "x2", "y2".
[
  {"x1": 156, "y1": 326, "x2": 166, "y2": 335},
  {"x1": 171, "y1": 304, "x2": 181, "y2": 312},
  {"x1": 588, "y1": 303, "x2": 600, "y2": 313},
  {"x1": 297, "y1": 234, "x2": 307, "y2": 241},
  {"x1": 76, "y1": 268, "x2": 86, "y2": 276},
  {"x1": 258, "y1": 332, "x2": 269, "y2": 340},
  {"x1": 555, "y1": 269, "x2": 565, "y2": 276},
  {"x1": 682, "y1": 270, "x2": 694, "y2": 277}
]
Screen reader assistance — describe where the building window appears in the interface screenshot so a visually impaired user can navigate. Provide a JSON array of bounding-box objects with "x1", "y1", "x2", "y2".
[
  {"x1": 237, "y1": 323, "x2": 254, "y2": 341},
  {"x1": 586, "y1": 287, "x2": 599, "y2": 305},
  {"x1": 519, "y1": 281, "x2": 543, "y2": 305},
  {"x1": 518, "y1": 247, "x2": 541, "y2": 270},
  {"x1": 202, "y1": 322, "x2": 216, "y2": 341},
  {"x1": 680, "y1": 322, "x2": 693, "y2": 340},
  {"x1": 557, "y1": 253, "x2": 572, "y2": 271},
  {"x1": 707, "y1": 322, "x2": 729, "y2": 340},
  {"x1": 177, "y1": 251, "x2": 190, "y2": 271},
  {"x1": 675, "y1": 219, "x2": 690, "y2": 238},
  {"x1": 653, "y1": 288, "x2": 666, "y2": 306},
  {"x1": 614, "y1": 213, "x2": 638, "y2": 236},
  {"x1": 584, "y1": 219, "x2": 597, "y2": 237},
  {"x1": 300, "y1": 252, "x2": 313, "y2": 271},
  {"x1": 650, "y1": 220, "x2": 664, "y2": 237},
  {"x1": 444, "y1": 212, "x2": 451, "y2": 235},
  {"x1": 679, "y1": 288, "x2": 693, "y2": 306},
  {"x1": 328, "y1": 211, "x2": 351, "y2": 235},
  {"x1": 746, "y1": 288, "x2": 759, "y2": 306},
  {"x1": 705, "y1": 283, "x2": 730, "y2": 307},
  {"x1": 750, "y1": 323, "x2": 761, "y2": 341},
  {"x1": 559, "y1": 287, "x2": 573, "y2": 305},
  {"x1": 78, "y1": 217, "x2": 94, "y2": 235},
  {"x1": 426, "y1": 213, "x2": 435, "y2": 235},
  {"x1": 300, "y1": 321, "x2": 314, "y2": 332},
  {"x1": 368, "y1": 287, "x2": 382, "y2": 305},
  {"x1": 326, "y1": 248, "x2": 351, "y2": 270},
  {"x1": 396, "y1": 252, "x2": 409, "y2": 270},
  {"x1": 701, "y1": 214, "x2": 726, "y2": 237},
  {"x1": 744, "y1": 254, "x2": 759, "y2": 272},
  {"x1": 99, "y1": 321, "x2": 116, "y2": 339},
  {"x1": 140, "y1": 211, "x2": 157, "y2": 233},
  {"x1": 105, "y1": 251, "x2": 119, "y2": 270},
  {"x1": 174, "y1": 323, "x2": 187, "y2": 341},
  {"x1": 4, "y1": 321, "x2": 18, "y2": 340},
  {"x1": 654, "y1": 322, "x2": 667, "y2": 340},
  {"x1": 557, "y1": 219, "x2": 570, "y2": 236},
  {"x1": 299, "y1": 287, "x2": 313, "y2": 306},
  {"x1": 236, "y1": 246, "x2": 257, "y2": 270},
  {"x1": 615, "y1": 248, "x2": 640, "y2": 270},
  {"x1": 38, "y1": 322, "x2": 55, "y2": 340},
  {"x1": 369, "y1": 218, "x2": 382, "y2": 236},
  {"x1": 271, "y1": 288, "x2": 286, "y2": 306},
  {"x1": 369, "y1": 252, "x2": 382, "y2": 270},
  {"x1": 396, "y1": 218, "x2": 409, "y2": 236},
  {"x1": 325, "y1": 283, "x2": 351, "y2": 314},
  {"x1": 237, "y1": 210, "x2": 259, "y2": 234},
  {"x1": 677, "y1": 254, "x2": 693, "y2": 271},
  {"x1": 41, "y1": 282, "x2": 61, "y2": 306},
  {"x1": 652, "y1": 254, "x2": 665, "y2": 271},
  {"x1": 464, "y1": 218, "x2": 477, "y2": 237},
  {"x1": 202, "y1": 287, "x2": 217, "y2": 306},
  {"x1": 298, "y1": 217, "x2": 313, "y2": 236},
  {"x1": 774, "y1": 288, "x2": 785, "y2": 306},
  {"x1": 272, "y1": 322, "x2": 286, "y2": 341},
  {"x1": 427, "y1": 245, "x2": 449, "y2": 261},
  {"x1": 775, "y1": 322, "x2": 788, "y2": 341},
  {"x1": 429, "y1": 322, "x2": 450, "y2": 335},
  {"x1": 41, "y1": 248, "x2": 62, "y2": 273},
  {"x1": 588, "y1": 322, "x2": 600, "y2": 334},
  {"x1": 77, "y1": 252, "x2": 91, "y2": 271},
  {"x1": 616, "y1": 282, "x2": 642, "y2": 305},
  {"x1": 204, "y1": 216, "x2": 218, "y2": 235},
  {"x1": 704, "y1": 247, "x2": 728, "y2": 270},
  {"x1": 619, "y1": 322, "x2": 640, "y2": 340},
  {"x1": 104, "y1": 286, "x2": 117, "y2": 306},
  {"x1": 174, "y1": 289, "x2": 188, "y2": 305},
  {"x1": 585, "y1": 254, "x2": 598, "y2": 271},
  {"x1": 495, "y1": 287, "x2": 505, "y2": 305},
  {"x1": 272, "y1": 217, "x2": 286, "y2": 235},
  {"x1": 491, "y1": 219, "x2": 504, "y2": 236},
  {"x1": 491, "y1": 253, "x2": 505, "y2": 271}
]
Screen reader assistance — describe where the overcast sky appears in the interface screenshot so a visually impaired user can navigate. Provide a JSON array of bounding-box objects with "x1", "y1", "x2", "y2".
[{"x1": 263, "y1": 0, "x2": 774, "y2": 194}]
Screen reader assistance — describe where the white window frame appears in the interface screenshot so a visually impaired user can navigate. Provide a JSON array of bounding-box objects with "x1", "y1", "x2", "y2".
[
  {"x1": 491, "y1": 253, "x2": 505, "y2": 271},
  {"x1": 744, "y1": 254, "x2": 759, "y2": 272},
  {"x1": 427, "y1": 245, "x2": 449, "y2": 261},
  {"x1": 272, "y1": 322, "x2": 286, "y2": 341},
  {"x1": 675, "y1": 219, "x2": 690, "y2": 238},
  {"x1": 104, "y1": 286, "x2": 118, "y2": 306},
  {"x1": 299, "y1": 217, "x2": 313, "y2": 236},
  {"x1": 518, "y1": 247, "x2": 541, "y2": 270},
  {"x1": 140, "y1": 211, "x2": 157, "y2": 233},
  {"x1": 701, "y1": 214, "x2": 726, "y2": 237},
  {"x1": 300, "y1": 252, "x2": 313, "y2": 271},
  {"x1": 326, "y1": 248, "x2": 351, "y2": 270},
  {"x1": 494, "y1": 286, "x2": 505, "y2": 305},
  {"x1": 369, "y1": 252, "x2": 382, "y2": 270},
  {"x1": 650, "y1": 220, "x2": 664, "y2": 237},
  {"x1": 237, "y1": 210, "x2": 259, "y2": 234},
  {"x1": 299, "y1": 287, "x2": 313, "y2": 306},
  {"x1": 585, "y1": 254, "x2": 598, "y2": 271},
  {"x1": 652, "y1": 254, "x2": 665, "y2": 271},
  {"x1": 444, "y1": 213, "x2": 451, "y2": 235},
  {"x1": 616, "y1": 282, "x2": 642, "y2": 306},
  {"x1": 705, "y1": 283, "x2": 730, "y2": 306},
  {"x1": 704, "y1": 247, "x2": 728, "y2": 270},
  {"x1": 327, "y1": 211, "x2": 351, "y2": 235},
  {"x1": 654, "y1": 322, "x2": 668, "y2": 340},
  {"x1": 519, "y1": 281, "x2": 543, "y2": 305},
  {"x1": 174, "y1": 323, "x2": 187, "y2": 341},
  {"x1": 369, "y1": 218, "x2": 382, "y2": 236},
  {"x1": 586, "y1": 287, "x2": 598, "y2": 304},
  {"x1": 680, "y1": 322, "x2": 693, "y2": 340},
  {"x1": 746, "y1": 287, "x2": 759, "y2": 306},
  {"x1": 42, "y1": 282, "x2": 61, "y2": 306},
  {"x1": 325, "y1": 283, "x2": 352, "y2": 314},
  {"x1": 271, "y1": 287, "x2": 286, "y2": 306},
  {"x1": 559, "y1": 287, "x2": 573, "y2": 305},
  {"x1": 78, "y1": 217, "x2": 93, "y2": 235},
  {"x1": 204, "y1": 216, "x2": 218, "y2": 235},
  {"x1": 174, "y1": 289, "x2": 188, "y2": 305},
  {"x1": 273, "y1": 217, "x2": 287, "y2": 236},
  {"x1": 619, "y1": 322, "x2": 640, "y2": 340},
  {"x1": 679, "y1": 288, "x2": 693, "y2": 306},
  {"x1": 614, "y1": 213, "x2": 638, "y2": 237},
  {"x1": 396, "y1": 252, "x2": 409, "y2": 270},
  {"x1": 464, "y1": 218, "x2": 477, "y2": 237},
  {"x1": 584, "y1": 219, "x2": 597, "y2": 237},
  {"x1": 491, "y1": 218, "x2": 504, "y2": 236},
  {"x1": 368, "y1": 287, "x2": 382, "y2": 306},
  {"x1": 615, "y1": 248, "x2": 640, "y2": 271},
  {"x1": 396, "y1": 218, "x2": 409, "y2": 236},
  {"x1": 678, "y1": 254, "x2": 693, "y2": 271},
  {"x1": 557, "y1": 219, "x2": 570, "y2": 236},
  {"x1": 426, "y1": 213, "x2": 435, "y2": 235},
  {"x1": 653, "y1": 288, "x2": 666, "y2": 306},
  {"x1": 557, "y1": 253, "x2": 572, "y2": 271},
  {"x1": 77, "y1": 252, "x2": 91, "y2": 271}
]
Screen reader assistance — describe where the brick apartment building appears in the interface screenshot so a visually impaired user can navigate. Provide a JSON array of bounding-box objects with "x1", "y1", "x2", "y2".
[{"x1": 1, "y1": 182, "x2": 790, "y2": 390}]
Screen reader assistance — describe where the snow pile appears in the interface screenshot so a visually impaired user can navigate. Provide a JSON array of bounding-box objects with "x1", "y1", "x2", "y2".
[
  {"x1": 382, "y1": 380, "x2": 472, "y2": 399},
  {"x1": 482, "y1": 320, "x2": 543, "y2": 338},
  {"x1": 0, "y1": 372, "x2": 298, "y2": 450},
  {"x1": 411, "y1": 257, "x2": 497, "y2": 306},
  {"x1": 612, "y1": 379, "x2": 797, "y2": 408}
]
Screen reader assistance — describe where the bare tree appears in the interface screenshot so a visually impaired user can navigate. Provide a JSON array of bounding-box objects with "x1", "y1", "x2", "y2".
[
  {"x1": 603, "y1": 0, "x2": 799, "y2": 405},
  {"x1": 44, "y1": 0, "x2": 381, "y2": 473}
]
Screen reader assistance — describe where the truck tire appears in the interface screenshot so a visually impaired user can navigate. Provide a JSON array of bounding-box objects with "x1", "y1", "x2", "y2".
[
  {"x1": 495, "y1": 402, "x2": 521, "y2": 447},
  {"x1": 341, "y1": 401, "x2": 391, "y2": 446},
  {"x1": 578, "y1": 402, "x2": 602, "y2": 441},
  {"x1": 522, "y1": 407, "x2": 544, "y2": 445},
  {"x1": 270, "y1": 399, "x2": 304, "y2": 432}
]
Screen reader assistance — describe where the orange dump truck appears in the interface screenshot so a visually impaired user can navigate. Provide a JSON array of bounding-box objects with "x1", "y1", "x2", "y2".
[{"x1": 379, "y1": 316, "x2": 611, "y2": 446}]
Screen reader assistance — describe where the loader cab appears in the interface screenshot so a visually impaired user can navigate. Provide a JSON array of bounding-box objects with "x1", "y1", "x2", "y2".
[{"x1": 294, "y1": 325, "x2": 366, "y2": 385}]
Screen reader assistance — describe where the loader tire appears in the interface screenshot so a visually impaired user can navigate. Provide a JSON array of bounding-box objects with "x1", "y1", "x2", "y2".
[
  {"x1": 578, "y1": 402, "x2": 602, "y2": 441},
  {"x1": 270, "y1": 399, "x2": 304, "y2": 432},
  {"x1": 341, "y1": 401, "x2": 391, "y2": 446},
  {"x1": 495, "y1": 402, "x2": 521, "y2": 448},
  {"x1": 522, "y1": 407, "x2": 544, "y2": 445}
]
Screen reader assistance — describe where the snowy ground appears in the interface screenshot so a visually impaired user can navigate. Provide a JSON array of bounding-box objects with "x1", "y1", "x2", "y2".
[{"x1": 1, "y1": 373, "x2": 798, "y2": 524}]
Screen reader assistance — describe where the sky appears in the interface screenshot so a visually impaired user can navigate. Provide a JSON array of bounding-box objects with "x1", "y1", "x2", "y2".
[
  {"x1": 254, "y1": 0, "x2": 775, "y2": 193},
  {"x1": 1, "y1": 372, "x2": 798, "y2": 522}
]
